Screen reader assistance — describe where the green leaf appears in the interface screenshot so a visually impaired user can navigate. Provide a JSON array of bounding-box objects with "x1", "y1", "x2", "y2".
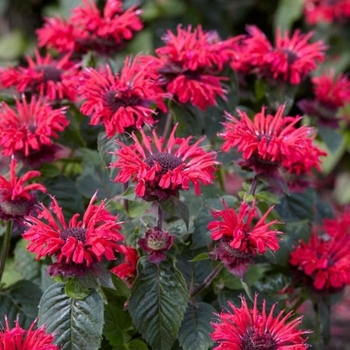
[
  {"x1": 129, "y1": 258, "x2": 188, "y2": 350},
  {"x1": 0, "y1": 31, "x2": 26, "y2": 60},
  {"x1": 254, "y1": 79, "x2": 267, "y2": 101},
  {"x1": 317, "y1": 124, "x2": 344, "y2": 154},
  {"x1": 159, "y1": 197, "x2": 190, "y2": 229},
  {"x1": 97, "y1": 132, "x2": 119, "y2": 178},
  {"x1": 189, "y1": 252, "x2": 210, "y2": 262},
  {"x1": 65, "y1": 279, "x2": 91, "y2": 300},
  {"x1": 125, "y1": 339, "x2": 149, "y2": 350},
  {"x1": 0, "y1": 280, "x2": 42, "y2": 328},
  {"x1": 274, "y1": 0, "x2": 303, "y2": 33},
  {"x1": 178, "y1": 302, "x2": 215, "y2": 350},
  {"x1": 38, "y1": 282, "x2": 104, "y2": 350}
]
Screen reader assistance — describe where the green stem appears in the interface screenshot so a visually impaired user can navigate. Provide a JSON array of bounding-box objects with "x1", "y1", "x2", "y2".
[
  {"x1": 249, "y1": 175, "x2": 259, "y2": 196},
  {"x1": 123, "y1": 182, "x2": 129, "y2": 213},
  {"x1": 190, "y1": 263, "x2": 223, "y2": 298},
  {"x1": 156, "y1": 205, "x2": 164, "y2": 230},
  {"x1": 0, "y1": 220, "x2": 13, "y2": 284}
]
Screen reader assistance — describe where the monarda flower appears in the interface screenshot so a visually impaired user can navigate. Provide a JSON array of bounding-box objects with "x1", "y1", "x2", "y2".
[
  {"x1": 290, "y1": 223, "x2": 350, "y2": 292},
  {"x1": 142, "y1": 25, "x2": 235, "y2": 110},
  {"x1": 304, "y1": 0, "x2": 350, "y2": 25},
  {"x1": 23, "y1": 193, "x2": 124, "y2": 277},
  {"x1": 138, "y1": 227, "x2": 174, "y2": 264},
  {"x1": 298, "y1": 70, "x2": 350, "y2": 127},
  {"x1": 208, "y1": 200, "x2": 281, "y2": 277},
  {"x1": 211, "y1": 294, "x2": 311, "y2": 349},
  {"x1": 220, "y1": 104, "x2": 326, "y2": 178},
  {"x1": 0, "y1": 315, "x2": 58, "y2": 350},
  {"x1": 0, "y1": 158, "x2": 46, "y2": 221},
  {"x1": 111, "y1": 124, "x2": 218, "y2": 202},
  {"x1": 0, "y1": 96, "x2": 69, "y2": 167},
  {"x1": 230, "y1": 25, "x2": 326, "y2": 85},
  {"x1": 78, "y1": 57, "x2": 167, "y2": 137},
  {"x1": 37, "y1": 0, "x2": 143, "y2": 56},
  {"x1": 0, "y1": 51, "x2": 80, "y2": 101}
]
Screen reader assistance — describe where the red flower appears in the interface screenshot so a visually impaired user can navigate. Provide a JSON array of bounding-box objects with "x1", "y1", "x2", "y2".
[
  {"x1": 111, "y1": 124, "x2": 218, "y2": 201},
  {"x1": 37, "y1": 0, "x2": 143, "y2": 55},
  {"x1": 289, "y1": 227, "x2": 350, "y2": 291},
  {"x1": 304, "y1": 0, "x2": 350, "y2": 24},
  {"x1": 142, "y1": 25, "x2": 234, "y2": 110},
  {"x1": 0, "y1": 315, "x2": 58, "y2": 350},
  {"x1": 0, "y1": 158, "x2": 46, "y2": 221},
  {"x1": 23, "y1": 193, "x2": 124, "y2": 271},
  {"x1": 323, "y1": 209, "x2": 350, "y2": 238},
  {"x1": 0, "y1": 51, "x2": 80, "y2": 101},
  {"x1": 208, "y1": 200, "x2": 280, "y2": 277},
  {"x1": 211, "y1": 294, "x2": 311, "y2": 350},
  {"x1": 138, "y1": 227, "x2": 175, "y2": 264},
  {"x1": 78, "y1": 56, "x2": 167, "y2": 137},
  {"x1": 230, "y1": 25, "x2": 326, "y2": 84},
  {"x1": 111, "y1": 245, "x2": 139, "y2": 287},
  {"x1": 0, "y1": 95, "x2": 69, "y2": 166},
  {"x1": 220, "y1": 104, "x2": 326, "y2": 176}
]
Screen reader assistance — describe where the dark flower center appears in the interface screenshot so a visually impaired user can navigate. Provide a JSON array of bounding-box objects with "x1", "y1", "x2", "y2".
[
  {"x1": 145, "y1": 152, "x2": 183, "y2": 174},
  {"x1": 0, "y1": 197, "x2": 32, "y2": 217},
  {"x1": 60, "y1": 227, "x2": 87, "y2": 243},
  {"x1": 281, "y1": 49, "x2": 298, "y2": 65},
  {"x1": 36, "y1": 65, "x2": 63, "y2": 82},
  {"x1": 241, "y1": 329, "x2": 277, "y2": 350},
  {"x1": 104, "y1": 90, "x2": 140, "y2": 112}
]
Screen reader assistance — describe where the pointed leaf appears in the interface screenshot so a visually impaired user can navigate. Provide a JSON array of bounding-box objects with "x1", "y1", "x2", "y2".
[
  {"x1": 38, "y1": 282, "x2": 104, "y2": 350},
  {"x1": 129, "y1": 258, "x2": 188, "y2": 350},
  {"x1": 160, "y1": 197, "x2": 190, "y2": 229},
  {"x1": 178, "y1": 302, "x2": 215, "y2": 350}
]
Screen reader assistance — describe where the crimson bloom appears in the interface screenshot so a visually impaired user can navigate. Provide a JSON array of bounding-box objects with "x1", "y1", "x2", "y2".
[
  {"x1": 78, "y1": 56, "x2": 167, "y2": 137},
  {"x1": 23, "y1": 193, "x2": 124, "y2": 276},
  {"x1": 111, "y1": 124, "x2": 218, "y2": 201},
  {"x1": 208, "y1": 200, "x2": 281, "y2": 277},
  {"x1": 37, "y1": 0, "x2": 143, "y2": 56},
  {"x1": 142, "y1": 25, "x2": 235, "y2": 110},
  {"x1": 211, "y1": 294, "x2": 311, "y2": 349},
  {"x1": 290, "y1": 218, "x2": 350, "y2": 291},
  {"x1": 298, "y1": 70, "x2": 350, "y2": 127},
  {"x1": 0, "y1": 95, "x2": 69, "y2": 167},
  {"x1": 0, "y1": 158, "x2": 46, "y2": 221},
  {"x1": 0, "y1": 315, "x2": 58, "y2": 350},
  {"x1": 0, "y1": 51, "x2": 80, "y2": 101},
  {"x1": 230, "y1": 25, "x2": 326, "y2": 84},
  {"x1": 304, "y1": 0, "x2": 350, "y2": 24},
  {"x1": 220, "y1": 105, "x2": 326, "y2": 178}
]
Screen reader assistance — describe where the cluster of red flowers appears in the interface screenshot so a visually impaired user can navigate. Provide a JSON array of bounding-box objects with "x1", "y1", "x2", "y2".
[
  {"x1": 211, "y1": 294, "x2": 311, "y2": 349},
  {"x1": 230, "y1": 25, "x2": 327, "y2": 84},
  {"x1": 290, "y1": 211, "x2": 350, "y2": 291},
  {"x1": 304, "y1": 0, "x2": 350, "y2": 24},
  {"x1": 208, "y1": 200, "x2": 281, "y2": 277},
  {"x1": 298, "y1": 70, "x2": 350, "y2": 127},
  {"x1": 37, "y1": 0, "x2": 143, "y2": 56},
  {"x1": 220, "y1": 104, "x2": 327, "y2": 188},
  {"x1": 0, "y1": 316, "x2": 58, "y2": 350},
  {"x1": 141, "y1": 25, "x2": 235, "y2": 110}
]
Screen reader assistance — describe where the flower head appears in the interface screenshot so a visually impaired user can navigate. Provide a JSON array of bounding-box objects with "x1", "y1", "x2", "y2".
[
  {"x1": 0, "y1": 158, "x2": 46, "y2": 221},
  {"x1": 290, "y1": 225, "x2": 350, "y2": 291},
  {"x1": 0, "y1": 96, "x2": 69, "y2": 166},
  {"x1": 211, "y1": 294, "x2": 311, "y2": 349},
  {"x1": 230, "y1": 25, "x2": 326, "y2": 84},
  {"x1": 208, "y1": 200, "x2": 281, "y2": 277},
  {"x1": 111, "y1": 124, "x2": 218, "y2": 201},
  {"x1": 37, "y1": 0, "x2": 143, "y2": 56},
  {"x1": 0, "y1": 51, "x2": 80, "y2": 101},
  {"x1": 0, "y1": 315, "x2": 58, "y2": 350},
  {"x1": 304, "y1": 0, "x2": 350, "y2": 24},
  {"x1": 138, "y1": 227, "x2": 174, "y2": 264},
  {"x1": 78, "y1": 56, "x2": 167, "y2": 137},
  {"x1": 220, "y1": 105, "x2": 326, "y2": 177},
  {"x1": 142, "y1": 25, "x2": 234, "y2": 110},
  {"x1": 23, "y1": 193, "x2": 124, "y2": 273},
  {"x1": 111, "y1": 245, "x2": 139, "y2": 287}
]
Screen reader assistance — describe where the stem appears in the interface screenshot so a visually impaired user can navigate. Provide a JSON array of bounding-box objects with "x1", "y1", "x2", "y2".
[
  {"x1": 190, "y1": 263, "x2": 223, "y2": 298},
  {"x1": 156, "y1": 205, "x2": 164, "y2": 230},
  {"x1": 162, "y1": 111, "x2": 173, "y2": 139},
  {"x1": 0, "y1": 220, "x2": 13, "y2": 284},
  {"x1": 123, "y1": 182, "x2": 129, "y2": 213},
  {"x1": 249, "y1": 175, "x2": 259, "y2": 196}
]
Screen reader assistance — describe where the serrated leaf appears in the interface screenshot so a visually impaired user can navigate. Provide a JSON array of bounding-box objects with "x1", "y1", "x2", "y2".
[
  {"x1": 178, "y1": 302, "x2": 215, "y2": 350},
  {"x1": 0, "y1": 280, "x2": 42, "y2": 328},
  {"x1": 160, "y1": 197, "x2": 190, "y2": 229},
  {"x1": 129, "y1": 258, "x2": 188, "y2": 350},
  {"x1": 38, "y1": 282, "x2": 104, "y2": 350}
]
